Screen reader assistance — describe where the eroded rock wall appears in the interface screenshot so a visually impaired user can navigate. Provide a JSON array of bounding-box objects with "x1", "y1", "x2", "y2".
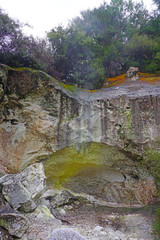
[{"x1": 0, "y1": 64, "x2": 160, "y2": 205}]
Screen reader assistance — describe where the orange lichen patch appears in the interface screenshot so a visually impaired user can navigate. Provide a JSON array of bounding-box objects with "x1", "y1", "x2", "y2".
[
  {"x1": 108, "y1": 74, "x2": 126, "y2": 82},
  {"x1": 88, "y1": 74, "x2": 126, "y2": 92},
  {"x1": 104, "y1": 74, "x2": 126, "y2": 88},
  {"x1": 105, "y1": 78, "x2": 125, "y2": 88},
  {"x1": 138, "y1": 72, "x2": 160, "y2": 84},
  {"x1": 88, "y1": 89, "x2": 97, "y2": 93},
  {"x1": 140, "y1": 76, "x2": 160, "y2": 84},
  {"x1": 138, "y1": 72, "x2": 156, "y2": 77}
]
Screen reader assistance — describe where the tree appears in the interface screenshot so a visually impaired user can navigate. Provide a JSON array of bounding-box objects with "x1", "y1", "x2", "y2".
[
  {"x1": 124, "y1": 33, "x2": 160, "y2": 71},
  {"x1": 153, "y1": 0, "x2": 160, "y2": 10},
  {"x1": 0, "y1": 8, "x2": 54, "y2": 75},
  {"x1": 70, "y1": 0, "x2": 151, "y2": 76},
  {"x1": 1, "y1": 0, "x2": 160, "y2": 89},
  {"x1": 47, "y1": 25, "x2": 106, "y2": 88}
]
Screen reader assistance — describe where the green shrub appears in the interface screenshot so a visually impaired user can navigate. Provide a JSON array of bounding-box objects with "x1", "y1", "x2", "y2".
[
  {"x1": 141, "y1": 148, "x2": 160, "y2": 239},
  {"x1": 141, "y1": 149, "x2": 160, "y2": 189},
  {"x1": 154, "y1": 208, "x2": 160, "y2": 238}
]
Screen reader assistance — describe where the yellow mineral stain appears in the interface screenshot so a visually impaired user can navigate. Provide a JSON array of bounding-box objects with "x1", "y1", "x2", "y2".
[{"x1": 44, "y1": 142, "x2": 126, "y2": 188}]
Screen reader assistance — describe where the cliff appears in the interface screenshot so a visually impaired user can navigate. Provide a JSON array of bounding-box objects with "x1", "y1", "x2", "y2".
[{"x1": 0, "y1": 64, "x2": 160, "y2": 206}]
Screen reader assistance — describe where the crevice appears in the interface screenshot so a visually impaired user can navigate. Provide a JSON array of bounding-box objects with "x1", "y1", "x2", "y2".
[{"x1": 122, "y1": 172, "x2": 126, "y2": 181}]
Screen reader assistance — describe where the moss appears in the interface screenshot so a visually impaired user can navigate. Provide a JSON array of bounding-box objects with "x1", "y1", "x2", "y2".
[
  {"x1": 0, "y1": 171, "x2": 5, "y2": 177},
  {"x1": 60, "y1": 82, "x2": 74, "y2": 92},
  {"x1": 12, "y1": 67, "x2": 39, "y2": 72},
  {"x1": 59, "y1": 82, "x2": 84, "y2": 93},
  {"x1": 0, "y1": 219, "x2": 8, "y2": 230},
  {"x1": 141, "y1": 148, "x2": 160, "y2": 190},
  {"x1": 118, "y1": 129, "x2": 125, "y2": 139},
  {"x1": 12, "y1": 66, "x2": 83, "y2": 95},
  {"x1": 64, "y1": 112, "x2": 79, "y2": 122},
  {"x1": 120, "y1": 108, "x2": 133, "y2": 138},
  {"x1": 124, "y1": 109, "x2": 132, "y2": 130},
  {"x1": 40, "y1": 205, "x2": 52, "y2": 217}
]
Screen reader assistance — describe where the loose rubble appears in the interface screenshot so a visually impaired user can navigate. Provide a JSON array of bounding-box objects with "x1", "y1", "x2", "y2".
[
  {"x1": 0, "y1": 163, "x2": 46, "y2": 212},
  {"x1": 0, "y1": 163, "x2": 156, "y2": 240}
]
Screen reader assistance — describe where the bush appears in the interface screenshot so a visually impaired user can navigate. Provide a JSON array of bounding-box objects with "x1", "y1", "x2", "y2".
[
  {"x1": 141, "y1": 149, "x2": 160, "y2": 189},
  {"x1": 140, "y1": 149, "x2": 160, "y2": 239},
  {"x1": 154, "y1": 208, "x2": 160, "y2": 238}
]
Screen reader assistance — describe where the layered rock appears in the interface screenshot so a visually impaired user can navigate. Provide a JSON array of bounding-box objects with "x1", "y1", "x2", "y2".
[{"x1": 0, "y1": 64, "x2": 160, "y2": 206}]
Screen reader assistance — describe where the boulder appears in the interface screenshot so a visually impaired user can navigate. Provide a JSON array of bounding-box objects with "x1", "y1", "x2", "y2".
[
  {"x1": 0, "y1": 163, "x2": 46, "y2": 212},
  {"x1": 48, "y1": 228, "x2": 87, "y2": 240},
  {"x1": 0, "y1": 205, "x2": 29, "y2": 238},
  {"x1": 0, "y1": 226, "x2": 15, "y2": 240},
  {"x1": 125, "y1": 67, "x2": 139, "y2": 81},
  {"x1": 50, "y1": 190, "x2": 76, "y2": 208}
]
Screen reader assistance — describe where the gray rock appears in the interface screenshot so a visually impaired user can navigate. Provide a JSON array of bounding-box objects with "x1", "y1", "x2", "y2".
[
  {"x1": 0, "y1": 163, "x2": 46, "y2": 212},
  {"x1": 0, "y1": 226, "x2": 15, "y2": 240},
  {"x1": 51, "y1": 190, "x2": 75, "y2": 208},
  {"x1": 0, "y1": 205, "x2": 29, "y2": 238},
  {"x1": 48, "y1": 228, "x2": 87, "y2": 240}
]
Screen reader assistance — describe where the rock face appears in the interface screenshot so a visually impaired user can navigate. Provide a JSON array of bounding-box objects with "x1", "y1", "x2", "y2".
[
  {"x1": 0, "y1": 163, "x2": 46, "y2": 212},
  {"x1": 0, "y1": 64, "x2": 160, "y2": 206}
]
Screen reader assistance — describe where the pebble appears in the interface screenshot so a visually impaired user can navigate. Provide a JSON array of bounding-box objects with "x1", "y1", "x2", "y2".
[
  {"x1": 100, "y1": 231, "x2": 107, "y2": 235},
  {"x1": 58, "y1": 208, "x2": 66, "y2": 215},
  {"x1": 93, "y1": 226, "x2": 103, "y2": 232}
]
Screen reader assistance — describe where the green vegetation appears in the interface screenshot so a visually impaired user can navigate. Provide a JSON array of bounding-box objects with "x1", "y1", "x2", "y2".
[
  {"x1": 154, "y1": 207, "x2": 160, "y2": 238},
  {"x1": 141, "y1": 148, "x2": 160, "y2": 190},
  {"x1": 0, "y1": 8, "x2": 54, "y2": 76},
  {"x1": 0, "y1": 0, "x2": 160, "y2": 89},
  {"x1": 60, "y1": 82, "x2": 76, "y2": 92},
  {"x1": 140, "y1": 147, "x2": 160, "y2": 239},
  {"x1": 47, "y1": 0, "x2": 160, "y2": 89}
]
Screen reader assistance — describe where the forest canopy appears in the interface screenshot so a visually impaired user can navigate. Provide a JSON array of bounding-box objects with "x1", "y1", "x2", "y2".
[{"x1": 0, "y1": 0, "x2": 160, "y2": 89}]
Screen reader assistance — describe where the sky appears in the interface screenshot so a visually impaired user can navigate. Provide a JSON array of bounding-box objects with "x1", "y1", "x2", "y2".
[{"x1": 0, "y1": 0, "x2": 156, "y2": 38}]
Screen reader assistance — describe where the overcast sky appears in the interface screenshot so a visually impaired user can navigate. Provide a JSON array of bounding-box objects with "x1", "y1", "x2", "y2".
[{"x1": 0, "y1": 0, "x2": 155, "y2": 38}]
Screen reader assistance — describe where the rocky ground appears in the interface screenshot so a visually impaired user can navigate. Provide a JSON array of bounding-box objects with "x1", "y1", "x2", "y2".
[
  {"x1": 55, "y1": 197, "x2": 155, "y2": 240},
  {"x1": 0, "y1": 162, "x2": 158, "y2": 240},
  {"x1": 19, "y1": 191, "x2": 156, "y2": 240}
]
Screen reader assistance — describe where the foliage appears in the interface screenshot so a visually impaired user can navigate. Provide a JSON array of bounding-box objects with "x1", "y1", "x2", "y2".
[
  {"x1": 141, "y1": 149, "x2": 160, "y2": 189},
  {"x1": 140, "y1": 147, "x2": 160, "y2": 239},
  {"x1": 124, "y1": 34, "x2": 160, "y2": 72},
  {"x1": 0, "y1": 8, "x2": 54, "y2": 75},
  {"x1": 1, "y1": 0, "x2": 160, "y2": 89},
  {"x1": 154, "y1": 207, "x2": 160, "y2": 238},
  {"x1": 47, "y1": 26, "x2": 106, "y2": 88},
  {"x1": 47, "y1": 0, "x2": 160, "y2": 88},
  {"x1": 153, "y1": 0, "x2": 160, "y2": 11}
]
